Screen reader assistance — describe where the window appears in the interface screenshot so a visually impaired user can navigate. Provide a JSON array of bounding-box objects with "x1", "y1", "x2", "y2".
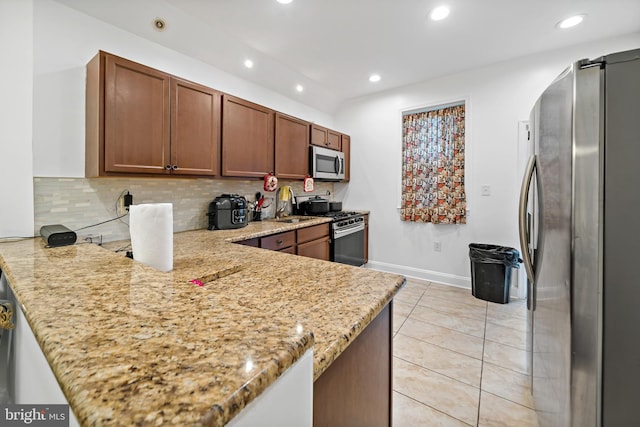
[{"x1": 401, "y1": 102, "x2": 466, "y2": 224}]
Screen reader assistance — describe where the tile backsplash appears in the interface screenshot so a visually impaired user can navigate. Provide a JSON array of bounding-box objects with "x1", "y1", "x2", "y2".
[{"x1": 34, "y1": 177, "x2": 334, "y2": 242}]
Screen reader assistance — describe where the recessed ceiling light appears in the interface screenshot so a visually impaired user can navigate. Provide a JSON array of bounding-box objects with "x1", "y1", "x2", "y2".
[
  {"x1": 295, "y1": 84, "x2": 304, "y2": 92},
  {"x1": 152, "y1": 18, "x2": 167, "y2": 32},
  {"x1": 277, "y1": 0, "x2": 293, "y2": 4},
  {"x1": 244, "y1": 59, "x2": 254, "y2": 69},
  {"x1": 369, "y1": 74, "x2": 381, "y2": 83},
  {"x1": 429, "y1": 6, "x2": 450, "y2": 21},
  {"x1": 557, "y1": 14, "x2": 586, "y2": 29}
]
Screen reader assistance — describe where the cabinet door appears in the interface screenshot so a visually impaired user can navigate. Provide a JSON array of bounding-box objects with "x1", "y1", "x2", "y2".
[
  {"x1": 341, "y1": 134, "x2": 350, "y2": 182},
  {"x1": 297, "y1": 237, "x2": 330, "y2": 261},
  {"x1": 314, "y1": 303, "x2": 391, "y2": 426},
  {"x1": 104, "y1": 53, "x2": 171, "y2": 174},
  {"x1": 275, "y1": 113, "x2": 309, "y2": 179},
  {"x1": 171, "y1": 78, "x2": 221, "y2": 176},
  {"x1": 310, "y1": 124, "x2": 328, "y2": 147},
  {"x1": 222, "y1": 95, "x2": 274, "y2": 177},
  {"x1": 279, "y1": 246, "x2": 296, "y2": 255},
  {"x1": 327, "y1": 129, "x2": 341, "y2": 150}
]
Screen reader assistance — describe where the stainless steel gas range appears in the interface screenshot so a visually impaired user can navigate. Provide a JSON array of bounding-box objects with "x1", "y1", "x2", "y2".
[{"x1": 308, "y1": 210, "x2": 366, "y2": 266}]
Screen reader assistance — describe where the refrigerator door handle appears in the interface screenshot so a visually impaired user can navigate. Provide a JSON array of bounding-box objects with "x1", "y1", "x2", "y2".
[{"x1": 519, "y1": 154, "x2": 536, "y2": 284}]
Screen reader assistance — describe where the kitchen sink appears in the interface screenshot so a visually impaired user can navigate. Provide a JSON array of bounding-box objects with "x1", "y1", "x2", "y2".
[{"x1": 273, "y1": 217, "x2": 314, "y2": 223}]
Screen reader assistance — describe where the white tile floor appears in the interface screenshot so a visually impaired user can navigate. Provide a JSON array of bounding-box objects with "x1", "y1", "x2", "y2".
[{"x1": 393, "y1": 279, "x2": 539, "y2": 427}]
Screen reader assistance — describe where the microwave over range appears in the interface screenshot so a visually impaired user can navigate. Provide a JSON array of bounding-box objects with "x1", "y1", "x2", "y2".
[{"x1": 311, "y1": 146, "x2": 345, "y2": 181}]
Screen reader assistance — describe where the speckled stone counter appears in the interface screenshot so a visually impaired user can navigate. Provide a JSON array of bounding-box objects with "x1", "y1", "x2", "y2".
[{"x1": 0, "y1": 218, "x2": 404, "y2": 426}]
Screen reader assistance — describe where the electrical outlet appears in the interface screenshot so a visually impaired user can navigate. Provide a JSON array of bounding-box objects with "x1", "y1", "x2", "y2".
[
  {"x1": 117, "y1": 190, "x2": 132, "y2": 216},
  {"x1": 481, "y1": 185, "x2": 491, "y2": 196},
  {"x1": 117, "y1": 196, "x2": 126, "y2": 216},
  {"x1": 433, "y1": 241, "x2": 441, "y2": 252}
]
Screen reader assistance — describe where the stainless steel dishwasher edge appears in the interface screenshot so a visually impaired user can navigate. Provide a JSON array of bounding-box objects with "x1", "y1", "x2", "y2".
[{"x1": 0, "y1": 271, "x2": 15, "y2": 404}]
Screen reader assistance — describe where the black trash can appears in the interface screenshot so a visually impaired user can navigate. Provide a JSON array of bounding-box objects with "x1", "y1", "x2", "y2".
[{"x1": 469, "y1": 244, "x2": 522, "y2": 304}]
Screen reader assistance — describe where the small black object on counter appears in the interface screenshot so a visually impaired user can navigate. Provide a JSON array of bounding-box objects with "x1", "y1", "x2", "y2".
[{"x1": 207, "y1": 194, "x2": 249, "y2": 230}]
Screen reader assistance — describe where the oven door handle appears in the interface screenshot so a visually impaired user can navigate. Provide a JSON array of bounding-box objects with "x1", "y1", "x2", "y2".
[{"x1": 333, "y1": 223, "x2": 365, "y2": 238}]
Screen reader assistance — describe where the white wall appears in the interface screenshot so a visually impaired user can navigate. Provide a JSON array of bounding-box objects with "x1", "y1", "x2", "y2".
[
  {"x1": 0, "y1": 0, "x2": 35, "y2": 238},
  {"x1": 32, "y1": 0, "x2": 333, "y2": 177},
  {"x1": 335, "y1": 33, "x2": 640, "y2": 287}
]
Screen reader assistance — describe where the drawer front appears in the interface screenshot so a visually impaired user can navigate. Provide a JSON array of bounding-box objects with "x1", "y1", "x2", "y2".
[
  {"x1": 297, "y1": 223, "x2": 330, "y2": 244},
  {"x1": 261, "y1": 231, "x2": 296, "y2": 250}
]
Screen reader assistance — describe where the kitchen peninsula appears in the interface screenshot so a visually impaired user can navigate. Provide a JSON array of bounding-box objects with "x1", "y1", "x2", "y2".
[{"x1": 0, "y1": 218, "x2": 404, "y2": 426}]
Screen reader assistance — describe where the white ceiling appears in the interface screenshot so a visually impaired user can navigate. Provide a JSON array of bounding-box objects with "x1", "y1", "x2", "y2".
[{"x1": 54, "y1": 0, "x2": 640, "y2": 113}]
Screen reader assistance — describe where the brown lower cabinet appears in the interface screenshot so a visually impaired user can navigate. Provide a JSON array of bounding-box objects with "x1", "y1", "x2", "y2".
[
  {"x1": 313, "y1": 302, "x2": 392, "y2": 427},
  {"x1": 296, "y1": 223, "x2": 330, "y2": 261},
  {"x1": 260, "y1": 230, "x2": 296, "y2": 251},
  {"x1": 279, "y1": 246, "x2": 296, "y2": 254},
  {"x1": 297, "y1": 237, "x2": 330, "y2": 260},
  {"x1": 236, "y1": 223, "x2": 331, "y2": 261},
  {"x1": 236, "y1": 237, "x2": 259, "y2": 247}
]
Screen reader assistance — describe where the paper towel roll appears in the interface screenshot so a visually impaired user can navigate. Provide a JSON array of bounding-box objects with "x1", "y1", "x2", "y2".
[{"x1": 129, "y1": 203, "x2": 173, "y2": 272}]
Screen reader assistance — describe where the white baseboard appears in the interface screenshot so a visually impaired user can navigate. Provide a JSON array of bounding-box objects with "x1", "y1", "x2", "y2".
[{"x1": 364, "y1": 260, "x2": 472, "y2": 289}]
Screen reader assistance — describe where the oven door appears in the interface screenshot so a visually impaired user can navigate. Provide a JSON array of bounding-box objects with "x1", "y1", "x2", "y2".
[{"x1": 332, "y1": 222, "x2": 365, "y2": 266}]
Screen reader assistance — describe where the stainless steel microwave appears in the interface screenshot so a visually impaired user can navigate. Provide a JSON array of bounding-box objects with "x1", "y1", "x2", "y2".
[{"x1": 311, "y1": 146, "x2": 345, "y2": 180}]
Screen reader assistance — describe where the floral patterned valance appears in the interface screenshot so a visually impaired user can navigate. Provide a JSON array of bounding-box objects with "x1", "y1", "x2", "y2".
[{"x1": 401, "y1": 103, "x2": 466, "y2": 224}]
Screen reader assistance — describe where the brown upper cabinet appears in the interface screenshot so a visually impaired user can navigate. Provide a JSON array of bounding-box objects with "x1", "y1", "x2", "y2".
[
  {"x1": 222, "y1": 95, "x2": 274, "y2": 178},
  {"x1": 327, "y1": 129, "x2": 341, "y2": 150},
  {"x1": 341, "y1": 134, "x2": 351, "y2": 182},
  {"x1": 275, "y1": 113, "x2": 310, "y2": 179},
  {"x1": 170, "y1": 78, "x2": 221, "y2": 176},
  {"x1": 310, "y1": 124, "x2": 341, "y2": 151},
  {"x1": 86, "y1": 51, "x2": 221, "y2": 177},
  {"x1": 87, "y1": 51, "x2": 350, "y2": 180}
]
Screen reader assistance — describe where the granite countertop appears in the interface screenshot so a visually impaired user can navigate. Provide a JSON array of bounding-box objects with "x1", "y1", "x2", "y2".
[{"x1": 0, "y1": 217, "x2": 404, "y2": 426}]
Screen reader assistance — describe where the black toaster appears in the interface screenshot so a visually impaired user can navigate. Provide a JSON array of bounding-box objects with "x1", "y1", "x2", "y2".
[{"x1": 207, "y1": 194, "x2": 249, "y2": 230}]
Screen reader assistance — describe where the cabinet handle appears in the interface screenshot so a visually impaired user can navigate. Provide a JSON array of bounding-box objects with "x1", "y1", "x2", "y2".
[
  {"x1": 165, "y1": 164, "x2": 171, "y2": 170},
  {"x1": 277, "y1": 239, "x2": 283, "y2": 244},
  {"x1": 172, "y1": 165, "x2": 178, "y2": 170}
]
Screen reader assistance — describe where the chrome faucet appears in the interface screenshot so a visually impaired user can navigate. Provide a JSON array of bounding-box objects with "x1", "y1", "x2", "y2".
[{"x1": 275, "y1": 186, "x2": 296, "y2": 218}]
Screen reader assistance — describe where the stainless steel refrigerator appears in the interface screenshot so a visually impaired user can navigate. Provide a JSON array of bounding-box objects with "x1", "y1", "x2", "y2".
[{"x1": 519, "y1": 48, "x2": 640, "y2": 427}]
